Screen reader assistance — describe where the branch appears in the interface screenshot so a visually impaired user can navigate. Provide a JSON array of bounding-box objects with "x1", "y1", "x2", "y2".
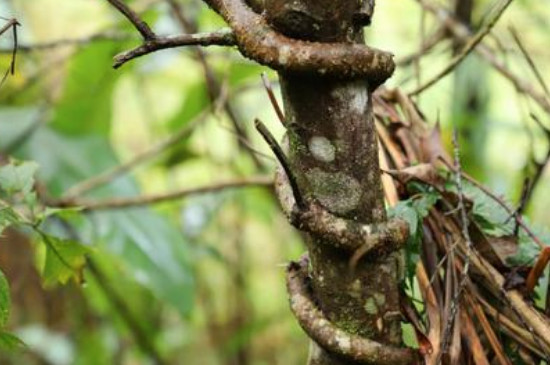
[
  {"x1": 105, "y1": 0, "x2": 155, "y2": 40},
  {"x1": 438, "y1": 157, "x2": 546, "y2": 249},
  {"x1": 0, "y1": 32, "x2": 135, "y2": 53},
  {"x1": 0, "y1": 17, "x2": 20, "y2": 88},
  {"x1": 419, "y1": 0, "x2": 550, "y2": 114},
  {"x1": 63, "y1": 108, "x2": 211, "y2": 198},
  {"x1": 203, "y1": 0, "x2": 395, "y2": 85},
  {"x1": 286, "y1": 258, "x2": 420, "y2": 365},
  {"x1": 57, "y1": 176, "x2": 272, "y2": 210},
  {"x1": 255, "y1": 119, "x2": 305, "y2": 208},
  {"x1": 164, "y1": 0, "x2": 264, "y2": 170},
  {"x1": 113, "y1": 29, "x2": 236, "y2": 69},
  {"x1": 410, "y1": 0, "x2": 513, "y2": 96}
]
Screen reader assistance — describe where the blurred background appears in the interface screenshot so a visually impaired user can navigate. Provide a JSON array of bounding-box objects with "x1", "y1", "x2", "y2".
[{"x1": 0, "y1": 0, "x2": 548, "y2": 363}]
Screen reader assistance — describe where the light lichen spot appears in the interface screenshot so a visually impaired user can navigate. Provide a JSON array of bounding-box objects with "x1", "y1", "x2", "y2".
[
  {"x1": 278, "y1": 45, "x2": 291, "y2": 65},
  {"x1": 335, "y1": 333, "x2": 351, "y2": 352},
  {"x1": 306, "y1": 168, "x2": 362, "y2": 215},
  {"x1": 309, "y1": 136, "x2": 336, "y2": 162},
  {"x1": 364, "y1": 297, "x2": 379, "y2": 315},
  {"x1": 330, "y1": 81, "x2": 369, "y2": 115},
  {"x1": 349, "y1": 86, "x2": 369, "y2": 114},
  {"x1": 349, "y1": 279, "x2": 362, "y2": 299},
  {"x1": 374, "y1": 293, "x2": 386, "y2": 306}
]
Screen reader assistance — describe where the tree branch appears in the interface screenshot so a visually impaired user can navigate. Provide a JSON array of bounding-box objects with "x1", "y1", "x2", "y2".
[
  {"x1": 113, "y1": 29, "x2": 236, "y2": 69},
  {"x1": 105, "y1": 0, "x2": 156, "y2": 40},
  {"x1": 418, "y1": 0, "x2": 550, "y2": 114},
  {"x1": 63, "y1": 108, "x2": 212, "y2": 199},
  {"x1": 57, "y1": 176, "x2": 272, "y2": 210},
  {"x1": 410, "y1": 0, "x2": 513, "y2": 96}
]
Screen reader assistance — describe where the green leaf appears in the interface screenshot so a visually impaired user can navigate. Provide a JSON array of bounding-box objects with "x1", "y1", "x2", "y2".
[
  {"x1": 21, "y1": 129, "x2": 195, "y2": 314},
  {"x1": 40, "y1": 234, "x2": 90, "y2": 286},
  {"x1": 0, "y1": 160, "x2": 38, "y2": 197},
  {"x1": 49, "y1": 42, "x2": 125, "y2": 135},
  {"x1": 389, "y1": 190, "x2": 440, "y2": 282},
  {"x1": 0, "y1": 269, "x2": 10, "y2": 328},
  {"x1": 0, "y1": 331, "x2": 25, "y2": 352},
  {"x1": 460, "y1": 181, "x2": 514, "y2": 236}
]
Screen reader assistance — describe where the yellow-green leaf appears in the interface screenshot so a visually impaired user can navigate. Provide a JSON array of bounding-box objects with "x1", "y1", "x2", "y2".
[{"x1": 41, "y1": 234, "x2": 90, "y2": 286}]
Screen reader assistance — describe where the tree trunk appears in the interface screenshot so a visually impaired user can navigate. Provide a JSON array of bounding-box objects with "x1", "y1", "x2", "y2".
[{"x1": 265, "y1": 1, "x2": 405, "y2": 363}]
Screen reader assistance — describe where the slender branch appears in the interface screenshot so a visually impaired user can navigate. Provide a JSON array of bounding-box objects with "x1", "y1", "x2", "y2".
[
  {"x1": 54, "y1": 218, "x2": 167, "y2": 364},
  {"x1": 523, "y1": 114, "x2": 550, "y2": 207},
  {"x1": 439, "y1": 157, "x2": 546, "y2": 249},
  {"x1": 63, "y1": 108, "x2": 211, "y2": 198},
  {"x1": 255, "y1": 119, "x2": 305, "y2": 208},
  {"x1": 164, "y1": 0, "x2": 264, "y2": 171},
  {"x1": 286, "y1": 258, "x2": 420, "y2": 365},
  {"x1": 261, "y1": 73, "x2": 285, "y2": 126},
  {"x1": 509, "y1": 26, "x2": 550, "y2": 98},
  {"x1": 113, "y1": 29, "x2": 236, "y2": 68},
  {"x1": 419, "y1": 0, "x2": 550, "y2": 114},
  {"x1": 410, "y1": 0, "x2": 513, "y2": 96},
  {"x1": 441, "y1": 129, "x2": 473, "y2": 354},
  {"x1": 105, "y1": 0, "x2": 156, "y2": 40},
  {"x1": 0, "y1": 32, "x2": 136, "y2": 53},
  {"x1": 58, "y1": 176, "x2": 272, "y2": 210},
  {"x1": 0, "y1": 18, "x2": 20, "y2": 88}
]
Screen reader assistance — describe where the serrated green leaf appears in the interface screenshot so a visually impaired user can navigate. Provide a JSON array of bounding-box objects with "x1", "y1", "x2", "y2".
[
  {"x1": 0, "y1": 160, "x2": 38, "y2": 197},
  {"x1": 0, "y1": 331, "x2": 25, "y2": 352},
  {"x1": 40, "y1": 234, "x2": 90, "y2": 286},
  {"x1": 0, "y1": 269, "x2": 10, "y2": 328}
]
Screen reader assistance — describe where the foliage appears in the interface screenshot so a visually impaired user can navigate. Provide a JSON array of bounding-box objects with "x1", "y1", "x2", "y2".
[{"x1": 0, "y1": 0, "x2": 549, "y2": 363}]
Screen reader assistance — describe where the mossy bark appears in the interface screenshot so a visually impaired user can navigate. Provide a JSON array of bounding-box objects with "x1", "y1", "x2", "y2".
[{"x1": 265, "y1": 1, "x2": 405, "y2": 364}]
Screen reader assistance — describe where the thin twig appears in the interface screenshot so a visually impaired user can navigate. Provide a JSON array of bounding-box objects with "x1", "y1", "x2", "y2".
[
  {"x1": 105, "y1": 0, "x2": 156, "y2": 40},
  {"x1": 509, "y1": 26, "x2": 550, "y2": 98},
  {"x1": 419, "y1": 0, "x2": 550, "y2": 114},
  {"x1": 165, "y1": 0, "x2": 264, "y2": 171},
  {"x1": 439, "y1": 157, "x2": 546, "y2": 249},
  {"x1": 522, "y1": 113, "x2": 550, "y2": 208},
  {"x1": 254, "y1": 119, "x2": 305, "y2": 208},
  {"x1": 53, "y1": 218, "x2": 167, "y2": 364},
  {"x1": 0, "y1": 32, "x2": 136, "y2": 53},
  {"x1": 441, "y1": 129, "x2": 473, "y2": 353},
  {"x1": 410, "y1": 0, "x2": 513, "y2": 96},
  {"x1": 60, "y1": 176, "x2": 272, "y2": 210},
  {"x1": 113, "y1": 29, "x2": 236, "y2": 69},
  {"x1": 261, "y1": 73, "x2": 285, "y2": 126},
  {"x1": 0, "y1": 18, "x2": 20, "y2": 88},
  {"x1": 63, "y1": 108, "x2": 211, "y2": 198}
]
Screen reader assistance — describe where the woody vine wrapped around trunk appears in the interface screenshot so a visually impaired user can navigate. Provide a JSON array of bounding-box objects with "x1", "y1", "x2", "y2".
[{"x1": 202, "y1": 0, "x2": 417, "y2": 363}]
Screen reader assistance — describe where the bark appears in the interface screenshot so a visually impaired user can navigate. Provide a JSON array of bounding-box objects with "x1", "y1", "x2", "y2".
[{"x1": 264, "y1": 1, "x2": 408, "y2": 364}]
